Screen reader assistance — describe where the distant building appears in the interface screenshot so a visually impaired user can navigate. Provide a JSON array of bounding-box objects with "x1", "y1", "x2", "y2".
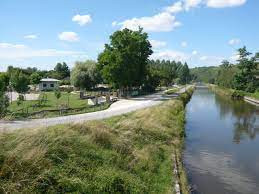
[
  {"x1": 39, "y1": 78, "x2": 60, "y2": 91},
  {"x1": 255, "y1": 58, "x2": 259, "y2": 63}
]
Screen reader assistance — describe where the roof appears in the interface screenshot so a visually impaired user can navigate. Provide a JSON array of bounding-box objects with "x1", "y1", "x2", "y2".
[
  {"x1": 40, "y1": 78, "x2": 60, "y2": 82},
  {"x1": 255, "y1": 58, "x2": 259, "y2": 63}
]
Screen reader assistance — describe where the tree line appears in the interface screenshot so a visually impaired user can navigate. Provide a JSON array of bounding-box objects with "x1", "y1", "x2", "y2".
[
  {"x1": 192, "y1": 47, "x2": 258, "y2": 93},
  {"x1": 71, "y1": 28, "x2": 191, "y2": 92}
]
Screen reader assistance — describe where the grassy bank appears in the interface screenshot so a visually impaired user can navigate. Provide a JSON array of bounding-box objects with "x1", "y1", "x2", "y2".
[
  {"x1": 0, "y1": 89, "x2": 193, "y2": 193},
  {"x1": 209, "y1": 84, "x2": 259, "y2": 101}
]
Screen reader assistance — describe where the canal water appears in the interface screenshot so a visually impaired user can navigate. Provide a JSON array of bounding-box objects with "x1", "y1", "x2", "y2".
[{"x1": 184, "y1": 88, "x2": 259, "y2": 194}]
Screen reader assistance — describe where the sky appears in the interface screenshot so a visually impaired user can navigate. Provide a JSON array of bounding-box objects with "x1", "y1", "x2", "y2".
[{"x1": 0, "y1": 0, "x2": 258, "y2": 71}]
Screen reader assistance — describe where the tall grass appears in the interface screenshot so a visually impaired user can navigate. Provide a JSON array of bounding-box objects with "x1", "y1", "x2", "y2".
[{"x1": 0, "y1": 91, "x2": 193, "y2": 193}]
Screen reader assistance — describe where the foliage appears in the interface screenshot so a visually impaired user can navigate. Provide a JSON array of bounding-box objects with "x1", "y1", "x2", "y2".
[
  {"x1": 98, "y1": 28, "x2": 153, "y2": 89},
  {"x1": 216, "y1": 60, "x2": 237, "y2": 88},
  {"x1": 177, "y1": 63, "x2": 191, "y2": 84},
  {"x1": 191, "y1": 66, "x2": 219, "y2": 83},
  {"x1": 30, "y1": 72, "x2": 42, "y2": 85},
  {"x1": 54, "y1": 89, "x2": 61, "y2": 99},
  {"x1": 54, "y1": 62, "x2": 70, "y2": 79},
  {"x1": 0, "y1": 72, "x2": 9, "y2": 92},
  {"x1": 10, "y1": 71, "x2": 30, "y2": 94},
  {"x1": 71, "y1": 60, "x2": 101, "y2": 90},
  {"x1": 232, "y1": 47, "x2": 258, "y2": 93},
  {"x1": 0, "y1": 92, "x2": 9, "y2": 118}
]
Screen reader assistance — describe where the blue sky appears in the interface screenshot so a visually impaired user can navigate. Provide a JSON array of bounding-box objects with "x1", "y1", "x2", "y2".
[{"x1": 0, "y1": 0, "x2": 258, "y2": 71}]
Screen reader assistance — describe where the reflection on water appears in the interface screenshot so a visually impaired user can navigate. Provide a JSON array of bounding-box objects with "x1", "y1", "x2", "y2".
[
  {"x1": 214, "y1": 95, "x2": 259, "y2": 143},
  {"x1": 184, "y1": 88, "x2": 259, "y2": 194}
]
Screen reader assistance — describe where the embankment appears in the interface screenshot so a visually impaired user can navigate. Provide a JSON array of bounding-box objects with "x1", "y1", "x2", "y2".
[
  {"x1": 0, "y1": 88, "x2": 194, "y2": 194},
  {"x1": 208, "y1": 84, "x2": 259, "y2": 105}
]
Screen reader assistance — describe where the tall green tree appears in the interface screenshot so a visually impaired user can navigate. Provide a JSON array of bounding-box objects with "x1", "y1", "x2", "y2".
[
  {"x1": 233, "y1": 47, "x2": 258, "y2": 92},
  {"x1": 71, "y1": 60, "x2": 101, "y2": 90},
  {"x1": 98, "y1": 28, "x2": 153, "y2": 89},
  {"x1": 216, "y1": 60, "x2": 237, "y2": 88},
  {"x1": 178, "y1": 63, "x2": 190, "y2": 84},
  {"x1": 0, "y1": 73, "x2": 9, "y2": 118},
  {"x1": 54, "y1": 62, "x2": 70, "y2": 79},
  {"x1": 10, "y1": 71, "x2": 30, "y2": 94},
  {"x1": 30, "y1": 72, "x2": 42, "y2": 85}
]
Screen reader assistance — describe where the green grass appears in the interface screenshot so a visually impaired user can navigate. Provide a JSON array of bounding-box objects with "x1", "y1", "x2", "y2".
[
  {"x1": 246, "y1": 91, "x2": 259, "y2": 100},
  {"x1": 209, "y1": 84, "x2": 259, "y2": 101},
  {"x1": 7, "y1": 92, "x2": 110, "y2": 119},
  {"x1": 165, "y1": 88, "x2": 180, "y2": 95},
  {"x1": 0, "y1": 90, "x2": 194, "y2": 193}
]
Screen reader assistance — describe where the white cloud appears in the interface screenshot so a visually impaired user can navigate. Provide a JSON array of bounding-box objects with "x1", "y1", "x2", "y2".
[
  {"x1": 150, "y1": 40, "x2": 167, "y2": 49},
  {"x1": 72, "y1": 14, "x2": 92, "y2": 26},
  {"x1": 192, "y1": 50, "x2": 198, "y2": 55},
  {"x1": 58, "y1": 32, "x2": 79, "y2": 42},
  {"x1": 112, "y1": 21, "x2": 117, "y2": 27},
  {"x1": 0, "y1": 42, "x2": 85, "y2": 60},
  {"x1": 206, "y1": 0, "x2": 246, "y2": 8},
  {"x1": 24, "y1": 34, "x2": 38, "y2": 39},
  {"x1": 228, "y1": 38, "x2": 241, "y2": 45},
  {"x1": 181, "y1": 41, "x2": 188, "y2": 47},
  {"x1": 118, "y1": 12, "x2": 181, "y2": 32},
  {"x1": 200, "y1": 56, "x2": 208, "y2": 61},
  {"x1": 165, "y1": 1, "x2": 184, "y2": 13},
  {"x1": 0, "y1": 43, "x2": 27, "y2": 49},
  {"x1": 184, "y1": 0, "x2": 203, "y2": 10},
  {"x1": 151, "y1": 50, "x2": 189, "y2": 62}
]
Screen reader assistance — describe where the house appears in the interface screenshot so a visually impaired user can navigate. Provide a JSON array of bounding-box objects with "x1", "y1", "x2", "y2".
[{"x1": 39, "y1": 78, "x2": 60, "y2": 91}]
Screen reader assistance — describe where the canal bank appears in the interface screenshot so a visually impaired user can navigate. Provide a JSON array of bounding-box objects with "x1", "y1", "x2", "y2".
[
  {"x1": 208, "y1": 84, "x2": 259, "y2": 106},
  {"x1": 184, "y1": 87, "x2": 259, "y2": 194},
  {"x1": 0, "y1": 88, "x2": 194, "y2": 193}
]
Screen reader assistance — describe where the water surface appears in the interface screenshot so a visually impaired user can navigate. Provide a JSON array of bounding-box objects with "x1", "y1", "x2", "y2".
[{"x1": 184, "y1": 88, "x2": 259, "y2": 194}]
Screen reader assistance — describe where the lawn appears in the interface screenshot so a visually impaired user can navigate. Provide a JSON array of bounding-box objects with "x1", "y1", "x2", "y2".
[
  {"x1": 7, "y1": 92, "x2": 110, "y2": 119},
  {"x1": 0, "y1": 88, "x2": 194, "y2": 193}
]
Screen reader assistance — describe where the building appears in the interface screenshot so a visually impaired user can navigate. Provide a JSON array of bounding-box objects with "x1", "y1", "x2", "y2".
[{"x1": 39, "y1": 78, "x2": 60, "y2": 91}]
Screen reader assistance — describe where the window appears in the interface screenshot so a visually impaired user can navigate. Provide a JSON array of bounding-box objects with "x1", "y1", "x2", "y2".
[
  {"x1": 43, "y1": 83, "x2": 47, "y2": 88},
  {"x1": 50, "y1": 83, "x2": 54, "y2": 88}
]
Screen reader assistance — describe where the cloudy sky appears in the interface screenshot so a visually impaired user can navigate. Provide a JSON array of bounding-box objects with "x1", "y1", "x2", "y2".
[{"x1": 0, "y1": 0, "x2": 258, "y2": 71}]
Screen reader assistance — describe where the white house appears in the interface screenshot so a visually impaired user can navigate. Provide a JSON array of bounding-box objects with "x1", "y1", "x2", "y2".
[{"x1": 39, "y1": 78, "x2": 60, "y2": 91}]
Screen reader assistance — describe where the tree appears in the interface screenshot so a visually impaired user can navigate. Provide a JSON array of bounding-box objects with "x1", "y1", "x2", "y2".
[
  {"x1": 54, "y1": 62, "x2": 70, "y2": 79},
  {"x1": 216, "y1": 60, "x2": 237, "y2": 88},
  {"x1": 54, "y1": 89, "x2": 61, "y2": 108},
  {"x1": 178, "y1": 63, "x2": 190, "y2": 84},
  {"x1": 71, "y1": 60, "x2": 101, "y2": 90},
  {"x1": 10, "y1": 71, "x2": 30, "y2": 95},
  {"x1": 0, "y1": 72, "x2": 9, "y2": 92},
  {"x1": 233, "y1": 47, "x2": 258, "y2": 92},
  {"x1": 98, "y1": 28, "x2": 153, "y2": 90},
  {"x1": 0, "y1": 73, "x2": 9, "y2": 118},
  {"x1": 0, "y1": 92, "x2": 9, "y2": 118},
  {"x1": 30, "y1": 72, "x2": 42, "y2": 85}
]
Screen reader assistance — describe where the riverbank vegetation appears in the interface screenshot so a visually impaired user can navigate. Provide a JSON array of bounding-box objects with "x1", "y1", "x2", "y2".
[
  {"x1": 0, "y1": 88, "x2": 194, "y2": 193},
  {"x1": 192, "y1": 47, "x2": 258, "y2": 100}
]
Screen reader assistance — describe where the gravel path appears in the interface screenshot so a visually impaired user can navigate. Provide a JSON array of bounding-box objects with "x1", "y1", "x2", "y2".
[{"x1": 0, "y1": 87, "x2": 190, "y2": 132}]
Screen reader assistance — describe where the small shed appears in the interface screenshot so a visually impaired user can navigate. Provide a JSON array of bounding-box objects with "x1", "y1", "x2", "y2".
[{"x1": 39, "y1": 78, "x2": 60, "y2": 91}]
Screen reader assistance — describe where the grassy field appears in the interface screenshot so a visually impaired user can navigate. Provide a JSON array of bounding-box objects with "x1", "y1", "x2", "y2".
[
  {"x1": 0, "y1": 89, "x2": 193, "y2": 193},
  {"x1": 7, "y1": 92, "x2": 110, "y2": 119}
]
